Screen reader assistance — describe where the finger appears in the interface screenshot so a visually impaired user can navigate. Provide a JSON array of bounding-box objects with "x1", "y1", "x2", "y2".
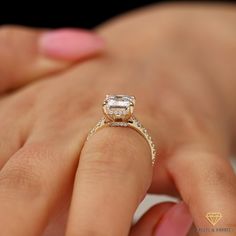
[
  {"x1": 0, "y1": 140, "x2": 80, "y2": 236},
  {"x1": 167, "y1": 148, "x2": 236, "y2": 235},
  {"x1": 130, "y1": 202, "x2": 174, "y2": 236},
  {"x1": 0, "y1": 117, "x2": 25, "y2": 169},
  {"x1": 0, "y1": 94, "x2": 33, "y2": 169},
  {"x1": 130, "y1": 202, "x2": 193, "y2": 236},
  {"x1": 0, "y1": 26, "x2": 104, "y2": 93},
  {"x1": 66, "y1": 127, "x2": 153, "y2": 236}
]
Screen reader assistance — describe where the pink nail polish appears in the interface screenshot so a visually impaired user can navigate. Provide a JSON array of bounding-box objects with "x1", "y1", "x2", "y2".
[
  {"x1": 154, "y1": 202, "x2": 193, "y2": 236},
  {"x1": 39, "y1": 29, "x2": 105, "y2": 60}
]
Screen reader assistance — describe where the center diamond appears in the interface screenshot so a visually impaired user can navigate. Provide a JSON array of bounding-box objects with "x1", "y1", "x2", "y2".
[{"x1": 103, "y1": 95, "x2": 135, "y2": 121}]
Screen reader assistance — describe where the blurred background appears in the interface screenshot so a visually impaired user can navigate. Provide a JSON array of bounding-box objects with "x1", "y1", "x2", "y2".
[{"x1": 0, "y1": 1, "x2": 233, "y2": 28}]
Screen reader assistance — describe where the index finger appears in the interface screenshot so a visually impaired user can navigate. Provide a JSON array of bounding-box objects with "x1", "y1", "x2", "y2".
[{"x1": 66, "y1": 127, "x2": 153, "y2": 236}]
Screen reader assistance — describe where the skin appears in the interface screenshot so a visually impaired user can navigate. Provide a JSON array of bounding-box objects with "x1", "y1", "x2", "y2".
[
  {"x1": 0, "y1": 26, "x2": 104, "y2": 92},
  {"x1": 0, "y1": 3, "x2": 236, "y2": 236}
]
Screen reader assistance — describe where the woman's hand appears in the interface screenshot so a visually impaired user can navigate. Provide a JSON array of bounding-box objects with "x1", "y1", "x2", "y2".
[
  {"x1": 0, "y1": 25, "x2": 104, "y2": 93},
  {"x1": 0, "y1": 4, "x2": 236, "y2": 236}
]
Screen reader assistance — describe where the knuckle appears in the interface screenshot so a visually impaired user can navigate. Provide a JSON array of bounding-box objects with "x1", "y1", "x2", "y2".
[
  {"x1": 81, "y1": 144, "x2": 134, "y2": 180},
  {"x1": 81, "y1": 130, "x2": 139, "y2": 175},
  {"x1": 170, "y1": 149, "x2": 236, "y2": 206},
  {"x1": 201, "y1": 156, "x2": 236, "y2": 195},
  {"x1": 80, "y1": 128, "x2": 152, "y2": 190},
  {"x1": 0, "y1": 165, "x2": 42, "y2": 200},
  {"x1": 0, "y1": 146, "x2": 48, "y2": 199}
]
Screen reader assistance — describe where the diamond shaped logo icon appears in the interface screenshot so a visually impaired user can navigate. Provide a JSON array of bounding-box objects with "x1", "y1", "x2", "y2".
[{"x1": 206, "y1": 212, "x2": 222, "y2": 226}]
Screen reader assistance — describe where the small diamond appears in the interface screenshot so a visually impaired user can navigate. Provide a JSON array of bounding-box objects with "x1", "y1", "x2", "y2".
[{"x1": 110, "y1": 122, "x2": 128, "y2": 127}]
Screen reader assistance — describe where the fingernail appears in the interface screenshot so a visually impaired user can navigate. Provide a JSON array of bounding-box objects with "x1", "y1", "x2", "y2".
[
  {"x1": 39, "y1": 29, "x2": 105, "y2": 60},
  {"x1": 154, "y1": 202, "x2": 193, "y2": 236}
]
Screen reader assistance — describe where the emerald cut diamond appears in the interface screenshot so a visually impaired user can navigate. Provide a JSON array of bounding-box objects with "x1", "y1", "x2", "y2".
[{"x1": 103, "y1": 95, "x2": 135, "y2": 121}]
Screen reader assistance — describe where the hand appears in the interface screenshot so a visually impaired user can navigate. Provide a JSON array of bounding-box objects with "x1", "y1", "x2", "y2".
[
  {"x1": 0, "y1": 4, "x2": 236, "y2": 236},
  {"x1": 0, "y1": 25, "x2": 104, "y2": 93}
]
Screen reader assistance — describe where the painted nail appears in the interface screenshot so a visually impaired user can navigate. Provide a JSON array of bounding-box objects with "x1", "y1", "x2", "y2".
[
  {"x1": 39, "y1": 29, "x2": 105, "y2": 60},
  {"x1": 154, "y1": 202, "x2": 193, "y2": 236}
]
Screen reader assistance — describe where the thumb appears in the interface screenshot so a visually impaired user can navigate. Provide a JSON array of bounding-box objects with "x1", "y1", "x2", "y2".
[
  {"x1": 0, "y1": 26, "x2": 104, "y2": 92},
  {"x1": 130, "y1": 202, "x2": 193, "y2": 236}
]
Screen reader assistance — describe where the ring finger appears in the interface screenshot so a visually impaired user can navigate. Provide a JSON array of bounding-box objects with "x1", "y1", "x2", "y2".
[{"x1": 66, "y1": 127, "x2": 153, "y2": 236}]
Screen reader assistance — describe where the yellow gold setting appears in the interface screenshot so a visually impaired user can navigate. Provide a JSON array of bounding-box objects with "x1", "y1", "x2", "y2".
[{"x1": 87, "y1": 95, "x2": 157, "y2": 165}]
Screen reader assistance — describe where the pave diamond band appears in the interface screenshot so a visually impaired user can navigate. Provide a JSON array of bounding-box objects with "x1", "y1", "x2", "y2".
[{"x1": 87, "y1": 95, "x2": 157, "y2": 165}]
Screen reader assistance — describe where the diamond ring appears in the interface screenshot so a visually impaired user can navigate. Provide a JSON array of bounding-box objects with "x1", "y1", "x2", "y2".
[{"x1": 87, "y1": 95, "x2": 157, "y2": 165}]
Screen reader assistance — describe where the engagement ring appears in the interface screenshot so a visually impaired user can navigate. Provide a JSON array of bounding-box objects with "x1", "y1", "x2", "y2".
[{"x1": 87, "y1": 95, "x2": 157, "y2": 165}]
